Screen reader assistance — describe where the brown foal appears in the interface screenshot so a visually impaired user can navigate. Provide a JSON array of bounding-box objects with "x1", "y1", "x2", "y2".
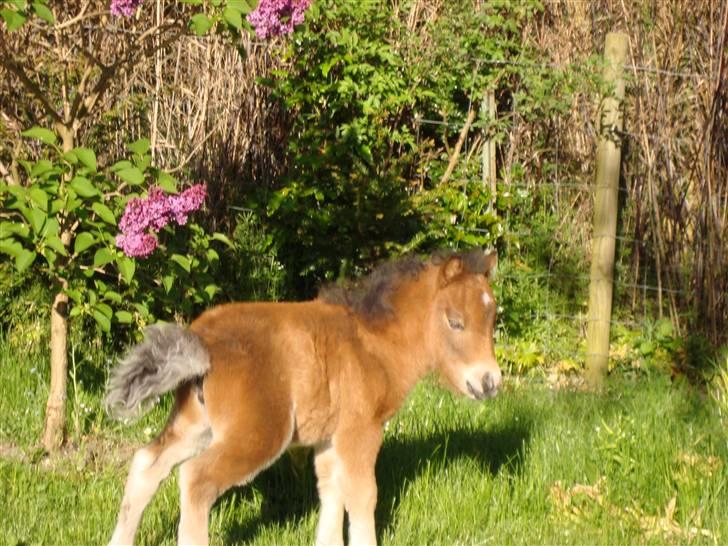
[{"x1": 106, "y1": 249, "x2": 501, "y2": 546}]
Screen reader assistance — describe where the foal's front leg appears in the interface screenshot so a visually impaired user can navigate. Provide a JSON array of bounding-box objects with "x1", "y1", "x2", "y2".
[
  {"x1": 314, "y1": 443, "x2": 345, "y2": 546},
  {"x1": 336, "y1": 425, "x2": 383, "y2": 546}
]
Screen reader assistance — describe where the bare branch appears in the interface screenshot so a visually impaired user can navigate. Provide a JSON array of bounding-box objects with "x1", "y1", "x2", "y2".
[{"x1": 0, "y1": 54, "x2": 64, "y2": 125}]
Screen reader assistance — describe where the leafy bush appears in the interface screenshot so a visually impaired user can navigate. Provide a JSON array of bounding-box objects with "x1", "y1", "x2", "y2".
[
  {"x1": 220, "y1": 210, "x2": 286, "y2": 302},
  {"x1": 261, "y1": 0, "x2": 552, "y2": 296},
  {"x1": 0, "y1": 130, "x2": 230, "y2": 340},
  {"x1": 261, "y1": 0, "x2": 421, "y2": 295}
]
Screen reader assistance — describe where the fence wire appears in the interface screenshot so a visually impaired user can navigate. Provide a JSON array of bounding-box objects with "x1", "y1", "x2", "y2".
[{"x1": 414, "y1": 54, "x2": 702, "y2": 370}]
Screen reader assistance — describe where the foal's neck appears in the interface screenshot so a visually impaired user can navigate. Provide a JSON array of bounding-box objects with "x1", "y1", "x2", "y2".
[{"x1": 360, "y1": 266, "x2": 438, "y2": 406}]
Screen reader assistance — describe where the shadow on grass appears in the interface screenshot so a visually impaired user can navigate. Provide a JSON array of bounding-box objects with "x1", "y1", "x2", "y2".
[
  {"x1": 221, "y1": 415, "x2": 533, "y2": 544},
  {"x1": 376, "y1": 417, "x2": 534, "y2": 540}
]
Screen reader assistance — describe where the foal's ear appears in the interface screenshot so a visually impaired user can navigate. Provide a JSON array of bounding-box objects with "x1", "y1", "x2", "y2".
[
  {"x1": 483, "y1": 250, "x2": 498, "y2": 279},
  {"x1": 440, "y1": 256, "x2": 464, "y2": 286}
]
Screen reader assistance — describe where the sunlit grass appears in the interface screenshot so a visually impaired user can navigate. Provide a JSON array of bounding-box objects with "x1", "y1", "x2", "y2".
[{"x1": 1, "y1": 339, "x2": 726, "y2": 545}]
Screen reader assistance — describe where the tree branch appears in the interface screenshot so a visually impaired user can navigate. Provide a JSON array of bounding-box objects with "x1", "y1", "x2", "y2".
[
  {"x1": 439, "y1": 105, "x2": 478, "y2": 185},
  {"x1": 0, "y1": 55, "x2": 63, "y2": 125}
]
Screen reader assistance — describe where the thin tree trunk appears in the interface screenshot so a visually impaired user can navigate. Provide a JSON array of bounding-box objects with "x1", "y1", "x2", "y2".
[
  {"x1": 42, "y1": 124, "x2": 74, "y2": 452},
  {"x1": 43, "y1": 284, "x2": 69, "y2": 451}
]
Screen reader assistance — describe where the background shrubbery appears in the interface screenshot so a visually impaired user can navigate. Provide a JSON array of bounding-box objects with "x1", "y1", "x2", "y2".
[
  {"x1": 1, "y1": 0, "x2": 726, "y2": 384},
  {"x1": 0, "y1": 3, "x2": 726, "y2": 542}
]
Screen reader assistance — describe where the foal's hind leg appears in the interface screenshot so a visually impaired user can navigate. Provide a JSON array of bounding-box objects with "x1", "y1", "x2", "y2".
[
  {"x1": 176, "y1": 381, "x2": 295, "y2": 545},
  {"x1": 109, "y1": 384, "x2": 210, "y2": 546}
]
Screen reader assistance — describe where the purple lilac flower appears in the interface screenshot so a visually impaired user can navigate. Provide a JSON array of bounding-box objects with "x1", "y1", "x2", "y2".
[
  {"x1": 116, "y1": 184, "x2": 207, "y2": 258},
  {"x1": 247, "y1": 0, "x2": 313, "y2": 40},
  {"x1": 118, "y1": 187, "x2": 170, "y2": 235},
  {"x1": 168, "y1": 184, "x2": 208, "y2": 225},
  {"x1": 110, "y1": 0, "x2": 143, "y2": 17},
  {"x1": 115, "y1": 231, "x2": 158, "y2": 258}
]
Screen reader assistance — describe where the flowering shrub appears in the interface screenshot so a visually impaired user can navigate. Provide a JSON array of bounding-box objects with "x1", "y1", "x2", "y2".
[
  {"x1": 110, "y1": 0, "x2": 143, "y2": 17},
  {"x1": 106, "y1": 0, "x2": 312, "y2": 38},
  {"x1": 248, "y1": 0, "x2": 313, "y2": 39},
  {"x1": 0, "y1": 130, "x2": 230, "y2": 334},
  {"x1": 116, "y1": 184, "x2": 207, "y2": 257}
]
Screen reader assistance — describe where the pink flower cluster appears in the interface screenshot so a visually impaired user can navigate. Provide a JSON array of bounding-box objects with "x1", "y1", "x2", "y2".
[
  {"x1": 110, "y1": 0, "x2": 143, "y2": 17},
  {"x1": 247, "y1": 0, "x2": 312, "y2": 40},
  {"x1": 116, "y1": 184, "x2": 206, "y2": 258}
]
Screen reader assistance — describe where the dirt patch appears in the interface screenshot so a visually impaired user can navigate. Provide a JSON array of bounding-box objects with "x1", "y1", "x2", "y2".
[{"x1": 0, "y1": 436, "x2": 136, "y2": 475}]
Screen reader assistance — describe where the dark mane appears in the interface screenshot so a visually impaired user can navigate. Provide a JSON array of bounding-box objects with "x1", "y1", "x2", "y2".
[
  {"x1": 318, "y1": 249, "x2": 489, "y2": 321},
  {"x1": 318, "y1": 255, "x2": 426, "y2": 320}
]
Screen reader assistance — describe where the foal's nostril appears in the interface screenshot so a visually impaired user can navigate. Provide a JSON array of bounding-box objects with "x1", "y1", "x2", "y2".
[{"x1": 481, "y1": 371, "x2": 499, "y2": 394}]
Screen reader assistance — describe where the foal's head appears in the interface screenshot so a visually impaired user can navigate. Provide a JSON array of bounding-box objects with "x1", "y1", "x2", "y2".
[{"x1": 428, "y1": 250, "x2": 501, "y2": 400}]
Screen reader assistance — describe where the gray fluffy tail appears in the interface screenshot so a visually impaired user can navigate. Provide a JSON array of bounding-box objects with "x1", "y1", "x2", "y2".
[{"x1": 104, "y1": 323, "x2": 210, "y2": 420}]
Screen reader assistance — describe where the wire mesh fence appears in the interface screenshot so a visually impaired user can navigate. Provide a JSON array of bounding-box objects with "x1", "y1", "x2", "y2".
[{"x1": 412, "y1": 44, "x2": 722, "y2": 373}]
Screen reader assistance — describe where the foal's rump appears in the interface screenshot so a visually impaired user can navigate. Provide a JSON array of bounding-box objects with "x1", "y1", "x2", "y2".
[{"x1": 104, "y1": 323, "x2": 210, "y2": 420}]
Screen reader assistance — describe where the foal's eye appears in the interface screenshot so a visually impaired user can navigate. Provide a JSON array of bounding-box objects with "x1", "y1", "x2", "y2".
[{"x1": 447, "y1": 317, "x2": 465, "y2": 331}]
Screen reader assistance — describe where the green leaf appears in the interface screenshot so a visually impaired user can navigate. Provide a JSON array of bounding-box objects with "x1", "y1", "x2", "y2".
[
  {"x1": 211, "y1": 232, "x2": 235, "y2": 248},
  {"x1": 204, "y1": 284, "x2": 220, "y2": 300},
  {"x1": 28, "y1": 187, "x2": 48, "y2": 211},
  {"x1": 127, "y1": 138, "x2": 150, "y2": 156},
  {"x1": 7, "y1": 2, "x2": 28, "y2": 13},
  {"x1": 92, "y1": 309, "x2": 111, "y2": 332},
  {"x1": 190, "y1": 13, "x2": 213, "y2": 36},
  {"x1": 102, "y1": 290, "x2": 122, "y2": 304},
  {"x1": 30, "y1": 159, "x2": 54, "y2": 178},
  {"x1": 32, "y1": 2, "x2": 54, "y2": 23},
  {"x1": 91, "y1": 202, "x2": 116, "y2": 225},
  {"x1": 162, "y1": 274, "x2": 174, "y2": 294},
  {"x1": 157, "y1": 171, "x2": 178, "y2": 193},
  {"x1": 0, "y1": 222, "x2": 30, "y2": 240},
  {"x1": 74, "y1": 232, "x2": 95, "y2": 254},
  {"x1": 15, "y1": 249, "x2": 36, "y2": 273},
  {"x1": 93, "y1": 247, "x2": 114, "y2": 267},
  {"x1": 656, "y1": 319, "x2": 674, "y2": 339},
  {"x1": 29, "y1": 208, "x2": 46, "y2": 234},
  {"x1": 65, "y1": 196, "x2": 83, "y2": 214},
  {"x1": 0, "y1": 238, "x2": 24, "y2": 258},
  {"x1": 118, "y1": 256, "x2": 135, "y2": 283},
  {"x1": 41, "y1": 218, "x2": 61, "y2": 237},
  {"x1": 72, "y1": 147, "x2": 97, "y2": 172},
  {"x1": 223, "y1": 6, "x2": 242, "y2": 29},
  {"x1": 1, "y1": 8, "x2": 27, "y2": 31},
  {"x1": 110, "y1": 160, "x2": 133, "y2": 172},
  {"x1": 45, "y1": 234, "x2": 68, "y2": 256},
  {"x1": 65, "y1": 289, "x2": 83, "y2": 304},
  {"x1": 5, "y1": 183, "x2": 26, "y2": 199},
  {"x1": 639, "y1": 340, "x2": 656, "y2": 356},
  {"x1": 228, "y1": 0, "x2": 252, "y2": 14},
  {"x1": 94, "y1": 302, "x2": 113, "y2": 319},
  {"x1": 21, "y1": 126, "x2": 57, "y2": 145},
  {"x1": 70, "y1": 176, "x2": 100, "y2": 198},
  {"x1": 116, "y1": 167, "x2": 144, "y2": 186},
  {"x1": 170, "y1": 254, "x2": 191, "y2": 273},
  {"x1": 134, "y1": 153, "x2": 151, "y2": 172},
  {"x1": 50, "y1": 199, "x2": 64, "y2": 214},
  {"x1": 115, "y1": 310, "x2": 133, "y2": 324}
]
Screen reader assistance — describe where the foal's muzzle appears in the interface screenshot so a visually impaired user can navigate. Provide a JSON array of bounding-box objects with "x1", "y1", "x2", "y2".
[{"x1": 466, "y1": 370, "x2": 501, "y2": 400}]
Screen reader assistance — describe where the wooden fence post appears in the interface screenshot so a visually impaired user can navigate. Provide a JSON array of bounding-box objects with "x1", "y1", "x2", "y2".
[
  {"x1": 585, "y1": 32, "x2": 629, "y2": 389},
  {"x1": 481, "y1": 90, "x2": 497, "y2": 202}
]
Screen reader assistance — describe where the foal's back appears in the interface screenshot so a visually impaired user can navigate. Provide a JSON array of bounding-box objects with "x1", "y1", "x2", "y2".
[{"x1": 189, "y1": 300, "x2": 377, "y2": 445}]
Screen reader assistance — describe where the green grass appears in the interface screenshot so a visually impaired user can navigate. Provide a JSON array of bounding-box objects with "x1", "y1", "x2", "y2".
[{"x1": 1, "y1": 338, "x2": 727, "y2": 545}]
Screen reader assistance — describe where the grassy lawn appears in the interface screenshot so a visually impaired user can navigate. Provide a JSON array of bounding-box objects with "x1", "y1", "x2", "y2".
[{"x1": 1, "y1": 339, "x2": 726, "y2": 545}]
